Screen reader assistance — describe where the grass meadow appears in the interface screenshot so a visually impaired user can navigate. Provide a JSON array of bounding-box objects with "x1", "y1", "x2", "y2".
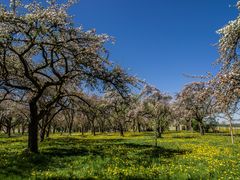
[{"x1": 0, "y1": 131, "x2": 240, "y2": 179}]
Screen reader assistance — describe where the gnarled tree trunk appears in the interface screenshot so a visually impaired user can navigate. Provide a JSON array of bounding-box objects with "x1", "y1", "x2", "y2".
[
  {"x1": 119, "y1": 123, "x2": 124, "y2": 137},
  {"x1": 198, "y1": 121, "x2": 205, "y2": 136},
  {"x1": 28, "y1": 102, "x2": 39, "y2": 153}
]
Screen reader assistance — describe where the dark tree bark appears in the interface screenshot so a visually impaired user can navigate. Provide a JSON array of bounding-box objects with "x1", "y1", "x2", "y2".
[
  {"x1": 81, "y1": 125, "x2": 84, "y2": 135},
  {"x1": 119, "y1": 123, "x2": 124, "y2": 137},
  {"x1": 137, "y1": 122, "x2": 141, "y2": 133},
  {"x1": 46, "y1": 123, "x2": 51, "y2": 138},
  {"x1": 157, "y1": 127, "x2": 162, "y2": 138},
  {"x1": 156, "y1": 119, "x2": 162, "y2": 138},
  {"x1": 21, "y1": 124, "x2": 25, "y2": 135},
  {"x1": 92, "y1": 124, "x2": 96, "y2": 136},
  {"x1": 176, "y1": 125, "x2": 180, "y2": 132},
  {"x1": 198, "y1": 121, "x2": 205, "y2": 135},
  {"x1": 28, "y1": 102, "x2": 39, "y2": 153},
  {"x1": 18, "y1": 126, "x2": 21, "y2": 133},
  {"x1": 40, "y1": 127, "x2": 46, "y2": 142},
  {"x1": 53, "y1": 125, "x2": 56, "y2": 134},
  {"x1": 7, "y1": 125, "x2": 11, "y2": 137}
]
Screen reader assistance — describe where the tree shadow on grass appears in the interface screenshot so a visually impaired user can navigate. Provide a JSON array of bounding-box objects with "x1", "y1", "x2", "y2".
[
  {"x1": 0, "y1": 152, "x2": 53, "y2": 178},
  {"x1": 123, "y1": 143, "x2": 190, "y2": 158},
  {"x1": 0, "y1": 137, "x2": 126, "y2": 178},
  {"x1": 37, "y1": 137, "x2": 125, "y2": 158},
  {"x1": 0, "y1": 136, "x2": 191, "y2": 179}
]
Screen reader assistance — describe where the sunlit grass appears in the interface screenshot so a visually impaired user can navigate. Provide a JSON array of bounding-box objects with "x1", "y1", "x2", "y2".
[{"x1": 0, "y1": 132, "x2": 240, "y2": 179}]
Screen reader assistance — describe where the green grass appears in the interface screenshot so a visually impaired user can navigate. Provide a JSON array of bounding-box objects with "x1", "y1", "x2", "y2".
[{"x1": 0, "y1": 132, "x2": 240, "y2": 179}]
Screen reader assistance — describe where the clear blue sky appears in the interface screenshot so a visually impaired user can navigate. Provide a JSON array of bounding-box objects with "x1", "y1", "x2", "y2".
[{"x1": 69, "y1": 1, "x2": 237, "y2": 94}]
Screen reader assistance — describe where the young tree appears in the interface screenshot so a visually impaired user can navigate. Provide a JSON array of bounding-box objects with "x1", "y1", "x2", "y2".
[
  {"x1": 0, "y1": 1, "x2": 136, "y2": 153},
  {"x1": 104, "y1": 90, "x2": 132, "y2": 136},
  {"x1": 0, "y1": 101, "x2": 24, "y2": 137},
  {"x1": 139, "y1": 85, "x2": 172, "y2": 146},
  {"x1": 74, "y1": 111, "x2": 88, "y2": 135},
  {"x1": 39, "y1": 105, "x2": 63, "y2": 142},
  {"x1": 95, "y1": 97, "x2": 112, "y2": 133},
  {"x1": 170, "y1": 102, "x2": 192, "y2": 131},
  {"x1": 176, "y1": 82, "x2": 215, "y2": 135}
]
